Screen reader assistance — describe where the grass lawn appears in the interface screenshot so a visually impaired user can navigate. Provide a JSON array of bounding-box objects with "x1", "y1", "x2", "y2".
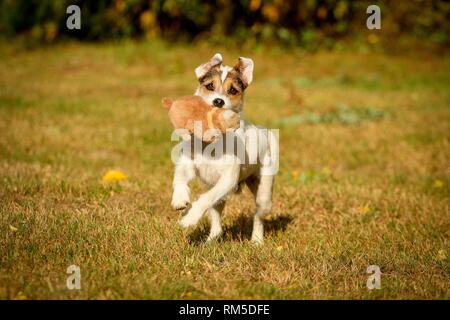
[{"x1": 0, "y1": 40, "x2": 449, "y2": 299}]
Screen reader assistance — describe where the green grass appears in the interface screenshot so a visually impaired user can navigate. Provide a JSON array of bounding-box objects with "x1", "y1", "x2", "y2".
[{"x1": 0, "y1": 40, "x2": 449, "y2": 299}]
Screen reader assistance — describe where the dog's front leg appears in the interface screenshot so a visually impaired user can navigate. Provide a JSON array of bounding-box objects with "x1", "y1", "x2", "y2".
[
  {"x1": 179, "y1": 165, "x2": 239, "y2": 228},
  {"x1": 171, "y1": 158, "x2": 195, "y2": 210}
]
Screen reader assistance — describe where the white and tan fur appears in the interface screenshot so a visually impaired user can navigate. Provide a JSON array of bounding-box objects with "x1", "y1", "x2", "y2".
[{"x1": 171, "y1": 53, "x2": 277, "y2": 244}]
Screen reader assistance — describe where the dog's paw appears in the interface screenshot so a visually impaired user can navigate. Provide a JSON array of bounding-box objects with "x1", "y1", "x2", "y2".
[
  {"x1": 171, "y1": 189, "x2": 190, "y2": 211},
  {"x1": 178, "y1": 206, "x2": 203, "y2": 228},
  {"x1": 250, "y1": 237, "x2": 264, "y2": 245},
  {"x1": 250, "y1": 234, "x2": 264, "y2": 245},
  {"x1": 171, "y1": 199, "x2": 190, "y2": 211},
  {"x1": 206, "y1": 230, "x2": 223, "y2": 242},
  {"x1": 178, "y1": 215, "x2": 197, "y2": 228}
]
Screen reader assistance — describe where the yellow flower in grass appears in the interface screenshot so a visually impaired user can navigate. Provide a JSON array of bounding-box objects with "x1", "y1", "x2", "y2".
[
  {"x1": 9, "y1": 225, "x2": 18, "y2": 232},
  {"x1": 102, "y1": 170, "x2": 127, "y2": 182},
  {"x1": 291, "y1": 170, "x2": 300, "y2": 180},
  {"x1": 321, "y1": 166, "x2": 331, "y2": 176},
  {"x1": 16, "y1": 291, "x2": 27, "y2": 300},
  {"x1": 357, "y1": 205, "x2": 371, "y2": 214},
  {"x1": 181, "y1": 291, "x2": 193, "y2": 298},
  {"x1": 437, "y1": 249, "x2": 447, "y2": 261},
  {"x1": 433, "y1": 179, "x2": 444, "y2": 188}
]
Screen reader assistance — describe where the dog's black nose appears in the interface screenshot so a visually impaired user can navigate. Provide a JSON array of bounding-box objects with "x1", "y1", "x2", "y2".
[{"x1": 213, "y1": 98, "x2": 225, "y2": 108}]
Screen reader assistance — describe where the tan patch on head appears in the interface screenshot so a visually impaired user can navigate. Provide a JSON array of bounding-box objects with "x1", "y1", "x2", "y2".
[
  {"x1": 197, "y1": 67, "x2": 222, "y2": 98},
  {"x1": 223, "y1": 69, "x2": 246, "y2": 106}
]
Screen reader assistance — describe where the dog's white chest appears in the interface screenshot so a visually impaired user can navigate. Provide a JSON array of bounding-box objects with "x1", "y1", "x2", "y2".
[
  {"x1": 194, "y1": 158, "x2": 258, "y2": 186},
  {"x1": 195, "y1": 160, "x2": 224, "y2": 186},
  {"x1": 190, "y1": 121, "x2": 271, "y2": 186}
]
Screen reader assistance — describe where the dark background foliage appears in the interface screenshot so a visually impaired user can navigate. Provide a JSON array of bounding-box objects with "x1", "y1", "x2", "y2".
[{"x1": 0, "y1": 0, "x2": 449, "y2": 47}]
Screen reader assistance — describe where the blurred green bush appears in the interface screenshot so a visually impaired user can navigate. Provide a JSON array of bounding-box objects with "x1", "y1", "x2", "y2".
[{"x1": 0, "y1": 0, "x2": 448, "y2": 47}]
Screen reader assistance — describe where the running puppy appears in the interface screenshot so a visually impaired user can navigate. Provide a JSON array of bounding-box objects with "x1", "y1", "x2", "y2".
[{"x1": 171, "y1": 53, "x2": 278, "y2": 244}]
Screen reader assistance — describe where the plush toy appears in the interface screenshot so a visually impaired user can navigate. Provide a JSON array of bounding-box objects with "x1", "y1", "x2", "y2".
[{"x1": 162, "y1": 95, "x2": 240, "y2": 142}]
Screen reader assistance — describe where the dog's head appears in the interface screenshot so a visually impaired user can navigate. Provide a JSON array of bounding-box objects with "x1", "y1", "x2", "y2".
[{"x1": 194, "y1": 53, "x2": 253, "y2": 113}]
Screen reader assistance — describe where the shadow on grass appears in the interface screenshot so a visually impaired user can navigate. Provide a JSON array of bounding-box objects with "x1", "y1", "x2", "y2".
[{"x1": 188, "y1": 212, "x2": 294, "y2": 245}]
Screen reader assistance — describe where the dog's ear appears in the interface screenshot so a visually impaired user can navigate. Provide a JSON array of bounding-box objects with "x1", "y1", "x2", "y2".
[
  {"x1": 195, "y1": 53, "x2": 223, "y2": 79},
  {"x1": 234, "y1": 57, "x2": 254, "y2": 86}
]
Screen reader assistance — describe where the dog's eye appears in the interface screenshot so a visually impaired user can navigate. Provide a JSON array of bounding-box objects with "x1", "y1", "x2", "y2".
[
  {"x1": 205, "y1": 83, "x2": 215, "y2": 91},
  {"x1": 228, "y1": 87, "x2": 238, "y2": 95}
]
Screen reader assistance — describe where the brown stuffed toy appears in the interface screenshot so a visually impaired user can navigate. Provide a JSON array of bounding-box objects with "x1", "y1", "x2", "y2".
[{"x1": 162, "y1": 95, "x2": 240, "y2": 142}]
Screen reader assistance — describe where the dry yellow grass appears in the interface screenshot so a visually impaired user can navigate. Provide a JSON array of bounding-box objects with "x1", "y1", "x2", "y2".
[{"x1": 0, "y1": 40, "x2": 449, "y2": 299}]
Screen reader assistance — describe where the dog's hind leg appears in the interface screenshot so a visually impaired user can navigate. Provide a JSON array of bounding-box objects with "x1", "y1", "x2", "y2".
[
  {"x1": 246, "y1": 174, "x2": 274, "y2": 244},
  {"x1": 206, "y1": 201, "x2": 225, "y2": 242}
]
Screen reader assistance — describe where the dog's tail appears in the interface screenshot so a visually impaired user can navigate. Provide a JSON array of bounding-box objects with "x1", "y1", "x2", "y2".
[{"x1": 162, "y1": 97, "x2": 173, "y2": 109}]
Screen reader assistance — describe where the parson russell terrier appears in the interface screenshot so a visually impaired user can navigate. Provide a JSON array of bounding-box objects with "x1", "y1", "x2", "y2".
[{"x1": 170, "y1": 53, "x2": 279, "y2": 244}]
